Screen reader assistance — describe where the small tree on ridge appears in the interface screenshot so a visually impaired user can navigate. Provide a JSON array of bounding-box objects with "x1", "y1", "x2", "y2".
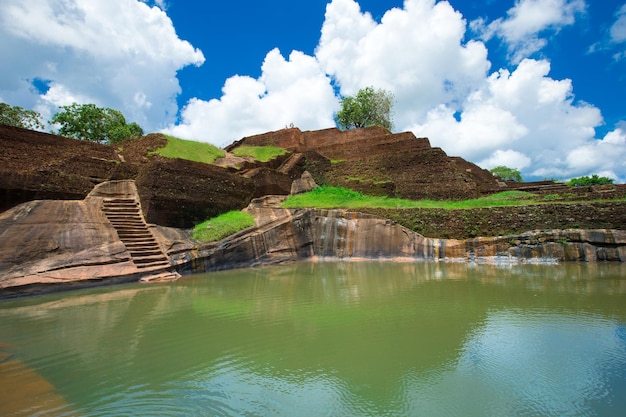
[
  {"x1": 50, "y1": 103, "x2": 143, "y2": 145},
  {"x1": 335, "y1": 86, "x2": 394, "y2": 131},
  {"x1": 0, "y1": 102, "x2": 45, "y2": 130}
]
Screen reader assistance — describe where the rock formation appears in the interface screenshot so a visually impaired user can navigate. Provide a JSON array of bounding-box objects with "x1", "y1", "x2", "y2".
[
  {"x1": 0, "y1": 125, "x2": 254, "y2": 228},
  {"x1": 185, "y1": 196, "x2": 626, "y2": 274},
  {"x1": 2, "y1": 123, "x2": 626, "y2": 298},
  {"x1": 1, "y1": 181, "x2": 625, "y2": 297},
  {"x1": 0, "y1": 180, "x2": 181, "y2": 297},
  {"x1": 227, "y1": 126, "x2": 502, "y2": 199}
]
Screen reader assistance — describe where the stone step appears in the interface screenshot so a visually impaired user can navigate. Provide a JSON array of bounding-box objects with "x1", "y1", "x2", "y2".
[
  {"x1": 115, "y1": 225, "x2": 152, "y2": 232},
  {"x1": 129, "y1": 249, "x2": 165, "y2": 257},
  {"x1": 135, "y1": 260, "x2": 171, "y2": 269},
  {"x1": 115, "y1": 229, "x2": 153, "y2": 236},
  {"x1": 124, "y1": 242, "x2": 160, "y2": 250},
  {"x1": 132, "y1": 253, "x2": 169, "y2": 262},
  {"x1": 104, "y1": 198, "x2": 137, "y2": 203},
  {"x1": 103, "y1": 201, "x2": 139, "y2": 207},
  {"x1": 139, "y1": 271, "x2": 181, "y2": 283},
  {"x1": 103, "y1": 207, "x2": 141, "y2": 214},
  {"x1": 111, "y1": 221, "x2": 148, "y2": 230}
]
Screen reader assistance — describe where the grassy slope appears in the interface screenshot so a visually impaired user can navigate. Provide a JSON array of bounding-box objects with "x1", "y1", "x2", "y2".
[
  {"x1": 231, "y1": 145, "x2": 287, "y2": 162},
  {"x1": 193, "y1": 211, "x2": 255, "y2": 242},
  {"x1": 152, "y1": 135, "x2": 225, "y2": 164},
  {"x1": 282, "y1": 186, "x2": 540, "y2": 210}
]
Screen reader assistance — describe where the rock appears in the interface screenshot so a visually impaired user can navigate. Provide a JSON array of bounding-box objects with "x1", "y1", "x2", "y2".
[
  {"x1": 184, "y1": 202, "x2": 626, "y2": 275},
  {"x1": 0, "y1": 180, "x2": 183, "y2": 297},
  {"x1": 0, "y1": 126, "x2": 256, "y2": 228},
  {"x1": 291, "y1": 171, "x2": 318, "y2": 195},
  {"x1": 228, "y1": 126, "x2": 501, "y2": 200}
]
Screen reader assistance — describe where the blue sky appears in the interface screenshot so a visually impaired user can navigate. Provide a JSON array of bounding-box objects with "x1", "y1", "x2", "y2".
[{"x1": 1, "y1": 0, "x2": 625, "y2": 182}]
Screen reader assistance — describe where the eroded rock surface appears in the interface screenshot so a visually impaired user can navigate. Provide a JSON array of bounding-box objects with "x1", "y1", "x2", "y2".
[
  {"x1": 184, "y1": 198, "x2": 626, "y2": 275},
  {"x1": 227, "y1": 126, "x2": 501, "y2": 199}
]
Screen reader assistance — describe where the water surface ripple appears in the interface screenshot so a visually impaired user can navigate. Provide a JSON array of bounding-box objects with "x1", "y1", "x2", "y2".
[{"x1": 1, "y1": 261, "x2": 626, "y2": 416}]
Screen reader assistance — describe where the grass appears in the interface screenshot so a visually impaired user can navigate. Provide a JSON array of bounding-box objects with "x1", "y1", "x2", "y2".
[
  {"x1": 231, "y1": 145, "x2": 287, "y2": 162},
  {"x1": 152, "y1": 135, "x2": 225, "y2": 164},
  {"x1": 193, "y1": 211, "x2": 255, "y2": 242},
  {"x1": 282, "y1": 186, "x2": 539, "y2": 210}
]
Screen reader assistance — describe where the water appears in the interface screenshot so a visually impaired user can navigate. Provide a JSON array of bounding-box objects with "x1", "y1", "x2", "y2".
[{"x1": 1, "y1": 261, "x2": 626, "y2": 417}]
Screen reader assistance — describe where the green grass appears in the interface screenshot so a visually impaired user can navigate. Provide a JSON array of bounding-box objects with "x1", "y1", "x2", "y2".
[
  {"x1": 193, "y1": 211, "x2": 255, "y2": 242},
  {"x1": 152, "y1": 135, "x2": 225, "y2": 164},
  {"x1": 282, "y1": 186, "x2": 539, "y2": 210},
  {"x1": 231, "y1": 145, "x2": 287, "y2": 162}
]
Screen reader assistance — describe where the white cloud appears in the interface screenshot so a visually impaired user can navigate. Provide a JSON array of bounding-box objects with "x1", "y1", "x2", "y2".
[
  {"x1": 317, "y1": 0, "x2": 491, "y2": 129},
  {"x1": 164, "y1": 49, "x2": 338, "y2": 147},
  {"x1": 472, "y1": 0, "x2": 586, "y2": 62},
  {"x1": 163, "y1": 0, "x2": 625, "y2": 182},
  {"x1": 478, "y1": 150, "x2": 532, "y2": 171},
  {"x1": 610, "y1": 5, "x2": 626, "y2": 44},
  {"x1": 0, "y1": 0, "x2": 203, "y2": 131},
  {"x1": 414, "y1": 58, "x2": 609, "y2": 180},
  {"x1": 564, "y1": 129, "x2": 626, "y2": 182}
]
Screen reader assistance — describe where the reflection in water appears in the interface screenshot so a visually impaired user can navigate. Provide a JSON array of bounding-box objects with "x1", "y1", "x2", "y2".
[{"x1": 0, "y1": 262, "x2": 625, "y2": 416}]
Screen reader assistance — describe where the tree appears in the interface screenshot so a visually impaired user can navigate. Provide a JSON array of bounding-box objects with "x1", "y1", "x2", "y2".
[
  {"x1": 567, "y1": 174, "x2": 614, "y2": 186},
  {"x1": 49, "y1": 103, "x2": 144, "y2": 144},
  {"x1": 490, "y1": 165, "x2": 523, "y2": 182},
  {"x1": 0, "y1": 102, "x2": 45, "y2": 130},
  {"x1": 335, "y1": 86, "x2": 394, "y2": 131}
]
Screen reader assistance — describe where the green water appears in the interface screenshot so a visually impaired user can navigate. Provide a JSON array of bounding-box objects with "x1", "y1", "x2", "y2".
[{"x1": 1, "y1": 261, "x2": 626, "y2": 416}]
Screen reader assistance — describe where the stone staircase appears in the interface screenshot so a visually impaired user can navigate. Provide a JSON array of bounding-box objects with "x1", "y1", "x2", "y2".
[{"x1": 102, "y1": 198, "x2": 180, "y2": 282}]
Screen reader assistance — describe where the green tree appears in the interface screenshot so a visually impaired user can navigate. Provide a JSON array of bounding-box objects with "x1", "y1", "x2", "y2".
[
  {"x1": 0, "y1": 102, "x2": 45, "y2": 130},
  {"x1": 490, "y1": 165, "x2": 523, "y2": 182},
  {"x1": 567, "y1": 174, "x2": 614, "y2": 186},
  {"x1": 335, "y1": 86, "x2": 394, "y2": 131},
  {"x1": 49, "y1": 103, "x2": 143, "y2": 144}
]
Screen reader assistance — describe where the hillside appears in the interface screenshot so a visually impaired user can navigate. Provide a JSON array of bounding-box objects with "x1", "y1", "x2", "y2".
[{"x1": 2, "y1": 122, "x2": 625, "y2": 237}]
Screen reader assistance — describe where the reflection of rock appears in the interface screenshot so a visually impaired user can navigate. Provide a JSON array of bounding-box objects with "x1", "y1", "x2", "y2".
[{"x1": 0, "y1": 350, "x2": 78, "y2": 416}]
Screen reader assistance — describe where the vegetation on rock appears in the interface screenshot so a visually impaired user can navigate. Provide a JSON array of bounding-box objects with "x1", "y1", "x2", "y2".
[
  {"x1": 567, "y1": 174, "x2": 614, "y2": 186},
  {"x1": 193, "y1": 211, "x2": 255, "y2": 242},
  {"x1": 335, "y1": 87, "x2": 394, "y2": 131},
  {"x1": 50, "y1": 103, "x2": 143, "y2": 144},
  {"x1": 490, "y1": 165, "x2": 523, "y2": 182},
  {"x1": 282, "y1": 186, "x2": 538, "y2": 210},
  {"x1": 0, "y1": 102, "x2": 45, "y2": 130},
  {"x1": 232, "y1": 145, "x2": 288, "y2": 162},
  {"x1": 152, "y1": 135, "x2": 225, "y2": 164}
]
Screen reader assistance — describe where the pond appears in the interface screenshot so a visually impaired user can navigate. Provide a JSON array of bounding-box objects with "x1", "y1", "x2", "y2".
[{"x1": 1, "y1": 261, "x2": 626, "y2": 416}]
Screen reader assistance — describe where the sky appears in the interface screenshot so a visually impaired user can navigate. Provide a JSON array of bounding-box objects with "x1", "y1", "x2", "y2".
[{"x1": 1, "y1": 0, "x2": 626, "y2": 183}]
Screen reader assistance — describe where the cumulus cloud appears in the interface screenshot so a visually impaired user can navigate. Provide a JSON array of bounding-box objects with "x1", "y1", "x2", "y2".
[
  {"x1": 471, "y1": 0, "x2": 586, "y2": 63},
  {"x1": 0, "y1": 0, "x2": 204, "y2": 131},
  {"x1": 412, "y1": 58, "x2": 609, "y2": 179},
  {"x1": 164, "y1": 49, "x2": 338, "y2": 147},
  {"x1": 317, "y1": 0, "x2": 491, "y2": 128},
  {"x1": 563, "y1": 129, "x2": 626, "y2": 182},
  {"x1": 610, "y1": 5, "x2": 626, "y2": 44},
  {"x1": 161, "y1": 0, "x2": 625, "y2": 181}
]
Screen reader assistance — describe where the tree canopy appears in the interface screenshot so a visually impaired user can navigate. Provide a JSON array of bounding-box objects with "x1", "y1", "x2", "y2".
[
  {"x1": 567, "y1": 174, "x2": 614, "y2": 186},
  {"x1": 49, "y1": 103, "x2": 143, "y2": 144},
  {"x1": 335, "y1": 87, "x2": 394, "y2": 131},
  {"x1": 0, "y1": 102, "x2": 45, "y2": 130},
  {"x1": 490, "y1": 165, "x2": 523, "y2": 182}
]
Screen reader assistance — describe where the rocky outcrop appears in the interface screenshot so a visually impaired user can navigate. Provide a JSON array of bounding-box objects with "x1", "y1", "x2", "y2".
[
  {"x1": 181, "y1": 197, "x2": 626, "y2": 275},
  {"x1": 1, "y1": 186, "x2": 625, "y2": 297},
  {"x1": 0, "y1": 180, "x2": 181, "y2": 296},
  {"x1": 0, "y1": 125, "x2": 255, "y2": 228},
  {"x1": 227, "y1": 126, "x2": 502, "y2": 199}
]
